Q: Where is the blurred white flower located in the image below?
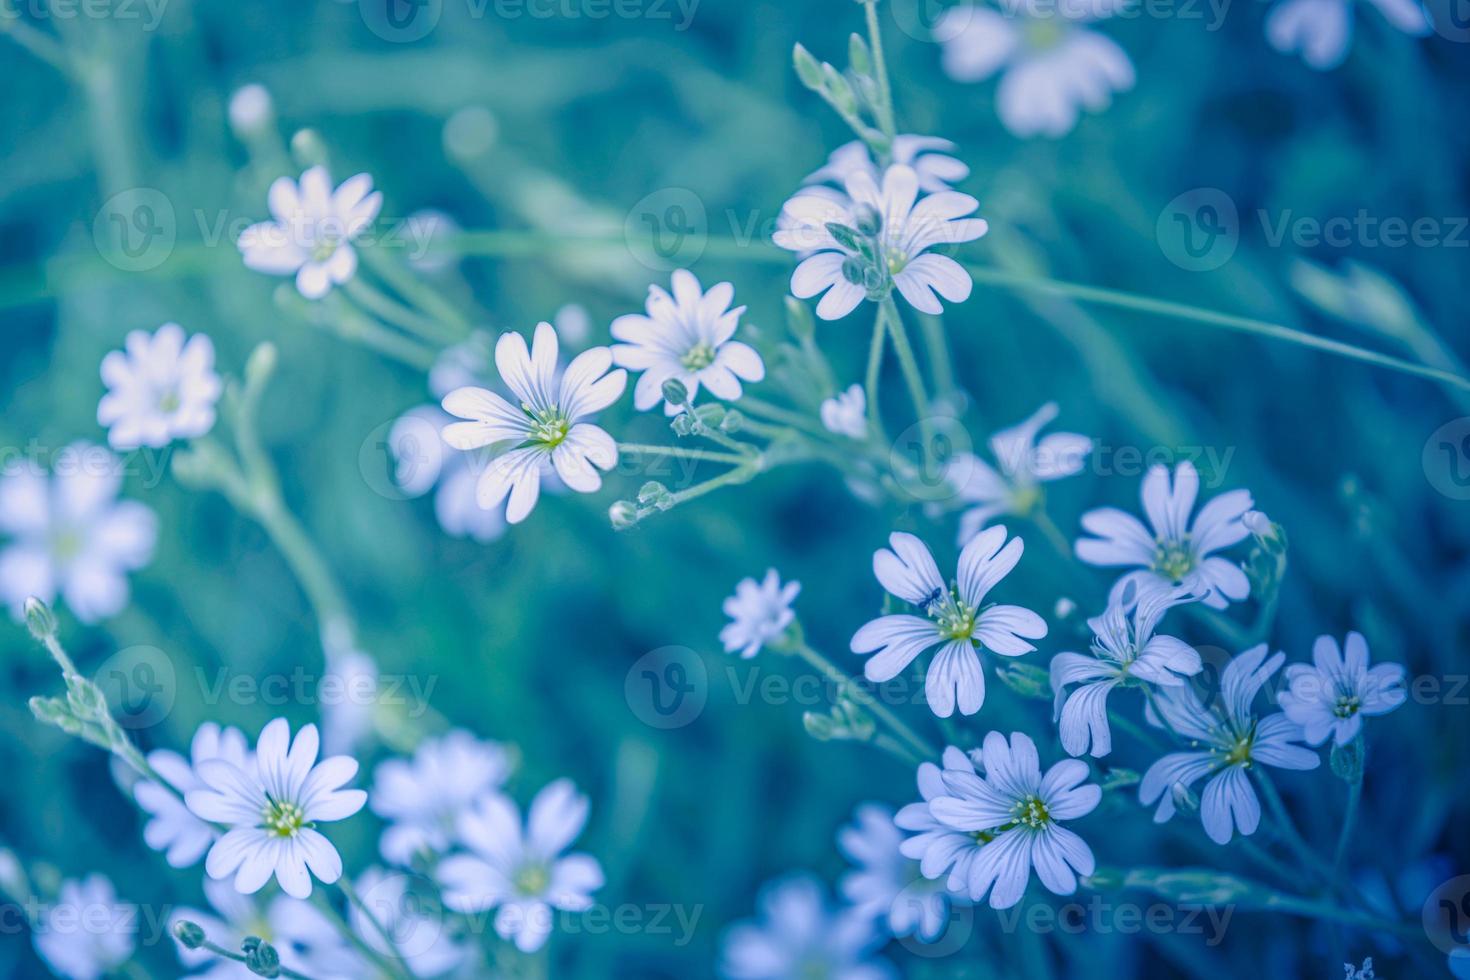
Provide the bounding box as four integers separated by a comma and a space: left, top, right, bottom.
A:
719, 568, 800, 659
349, 867, 469, 978
97, 323, 221, 451
320, 648, 381, 757
611, 270, 764, 415
238, 165, 382, 299
937, 0, 1134, 138
135, 722, 251, 869
171, 876, 361, 979
820, 384, 869, 440
440, 322, 626, 525
0, 445, 156, 623
774, 164, 987, 320
839, 802, 957, 944
227, 84, 274, 138
806, 135, 970, 194
718, 873, 894, 979
1279, 632, 1406, 747
186, 718, 367, 899
33, 875, 136, 980
896, 745, 987, 892
437, 780, 604, 953
1266, 0, 1429, 71
371, 730, 513, 865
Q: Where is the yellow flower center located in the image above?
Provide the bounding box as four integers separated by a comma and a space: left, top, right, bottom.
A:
1011, 795, 1052, 830
262, 799, 307, 838
680, 340, 716, 371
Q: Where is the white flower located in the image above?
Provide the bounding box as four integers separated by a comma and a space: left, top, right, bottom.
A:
185, 718, 367, 899
718, 873, 894, 980
1140, 645, 1320, 844
1075, 460, 1253, 611
1266, 0, 1429, 71
0, 445, 156, 623
171, 877, 361, 979
947, 402, 1091, 544
320, 648, 380, 757
773, 164, 988, 321
227, 84, 273, 137
96, 323, 221, 451
928, 731, 1100, 909
135, 723, 251, 868
436, 780, 604, 953
938, 1, 1134, 138
349, 867, 469, 978
839, 802, 957, 944
440, 322, 626, 525
851, 529, 1046, 718
33, 875, 136, 980
238, 166, 382, 299
1049, 586, 1202, 758
611, 270, 765, 415
820, 384, 869, 440
805, 135, 970, 194
719, 568, 800, 658
1278, 632, 1406, 747
371, 730, 512, 865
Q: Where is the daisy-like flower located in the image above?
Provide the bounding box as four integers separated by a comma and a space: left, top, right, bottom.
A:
1266, 0, 1429, 71
440, 322, 626, 525
1050, 586, 1203, 758
820, 384, 869, 440
850, 528, 1047, 718
135, 723, 251, 869
773, 164, 988, 321
436, 780, 604, 953
238, 165, 382, 299
947, 402, 1091, 545
718, 873, 894, 980
171, 877, 362, 980
1140, 645, 1320, 844
1278, 632, 1407, 747
1075, 460, 1253, 611
185, 718, 367, 899
936, 0, 1135, 139
611, 270, 765, 415
0, 445, 156, 623
805, 135, 970, 194
896, 746, 987, 893
349, 867, 468, 979
96, 323, 221, 450
719, 568, 800, 659
839, 803, 956, 944
33, 875, 136, 980
927, 731, 1101, 910
371, 730, 513, 865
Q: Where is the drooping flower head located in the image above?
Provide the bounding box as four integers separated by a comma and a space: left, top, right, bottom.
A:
839, 802, 958, 944
1075, 460, 1253, 610
97, 323, 221, 451
773, 164, 988, 320
238, 165, 382, 299
33, 875, 136, 980
135, 723, 251, 869
851, 528, 1046, 718
718, 873, 894, 979
371, 730, 513, 865
441, 322, 626, 525
1278, 632, 1406, 747
820, 384, 869, 440
1140, 645, 1320, 844
611, 270, 765, 415
185, 718, 367, 898
1265, 0, 1429, 71
805, 135, 971, 194
719, 568, 800, 659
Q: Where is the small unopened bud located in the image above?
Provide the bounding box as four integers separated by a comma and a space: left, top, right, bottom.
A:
227, 84, 274, 138
24, 597, 57, 642
609, 501, 639, 530
289, 129, 328, 169
784, 296, 815, 341
852, 204, 881, 237
245, 342, 278, 388
719, 410, 744, 434
637, 481, 671, 510
841, 256, 866, 286
821, 64, 857, 114
173, 920, 207, 950
803, 711, 836, 741
847, 33, 872, 76
792, 44, 824, 91
661, 378, 689, 406
242, 936, 281, 978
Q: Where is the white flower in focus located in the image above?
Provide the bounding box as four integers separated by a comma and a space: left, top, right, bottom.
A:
33, 875, 135, 980
170, 877, 362, 979
238, 166, 382, 299
773, 164, 988, 321
806, 135, 971, 194
821, 385, 869, 440
719, 568, 800, 659
135, 723, 251, 868
611, 270, 764, 415
1266, 0, 1429, 71
937, 1, 1135, 138
839, 802, 957, 944
97, 323, 221, 450
437, 780, 604, 953
718, 873, 894, 980
349, 868, 469, 978
851, 529, 1047, 718
1075, 460, 1253, 611
440, 322, 626, 525
371, 730, 513, 865
947, 402, 1091, 544
0, 445, 156, 624
1278, 632, 1406, 747
186, 718, 367, 899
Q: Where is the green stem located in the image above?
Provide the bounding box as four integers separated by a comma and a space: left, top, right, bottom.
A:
338, 876, 416, 980
343, 277, 460, 346
791, 641, 936, 761
1332, 769, 1363, 884
918, 313, 956, 397
738, 397, 831, 440
618, 443, 747, 465
358, 245, 472, 336
1253, 770, 1333, 881
0, 10, 73, 75
313, 888, 412, 980
881, 296, 932, 430
863, 308, 888, 444
195, 940, 319, 980
861, 0, 897, 144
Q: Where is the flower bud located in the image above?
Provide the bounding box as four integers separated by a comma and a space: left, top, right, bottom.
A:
172, 920, 207, 950
847, 33, 872, 76
841, 256, 866, 286
23, 597, 57, 642
661, 378, 689, 406
852, 204, 881, 237
784, 296, 815, 341
289, 129, 328, 169
792, 44, 824, 91
609, 501, 639, 530
245, 342, 279, 389
242, 937, 281, 978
